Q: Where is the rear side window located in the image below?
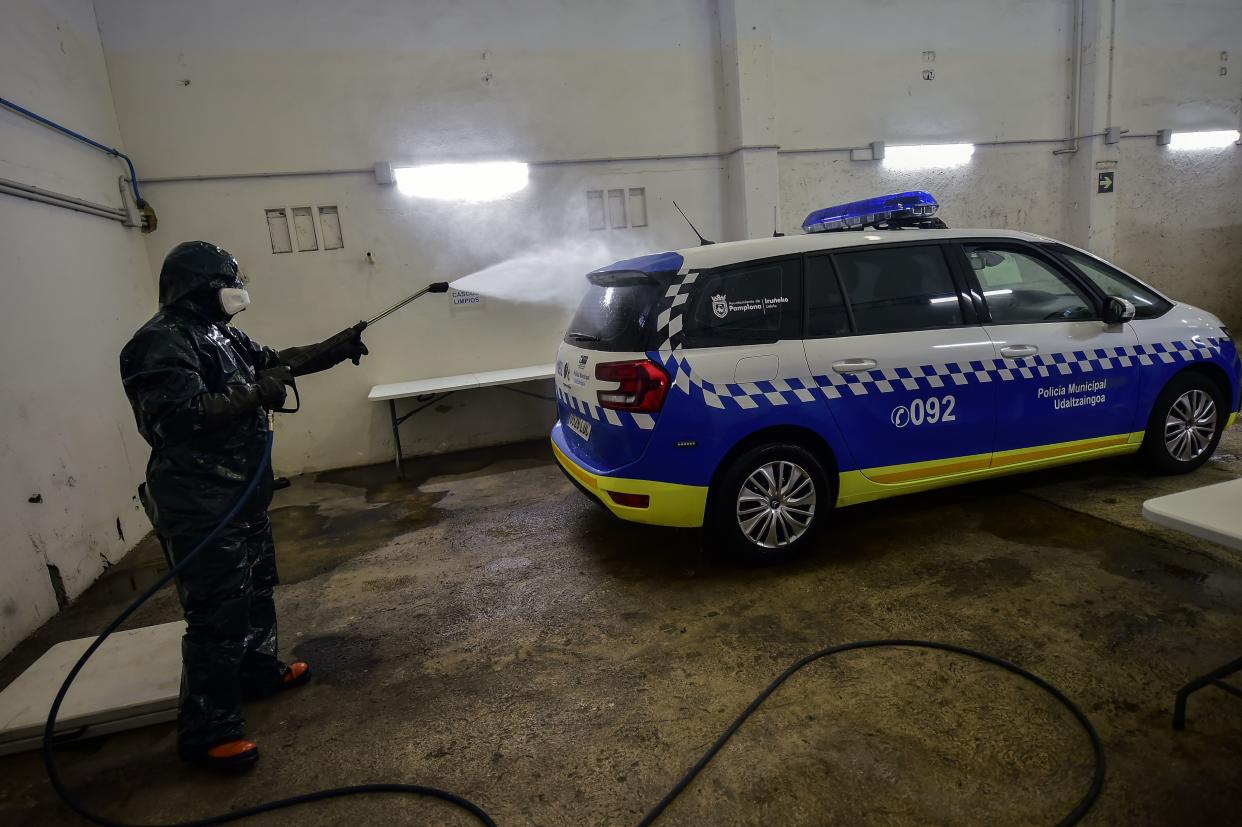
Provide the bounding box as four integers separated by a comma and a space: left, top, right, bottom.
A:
965, 246, 1095, 323
1056, 249, 1171, 319
565, 278, 664, 351
833, 245, 963, 334
684, 259, 801, 347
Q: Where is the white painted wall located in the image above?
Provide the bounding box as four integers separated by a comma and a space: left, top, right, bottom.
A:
0, 0, 156, 656
771, 0, 1077, 148
1110, 0, 1242, 329
1114, 0, 1242, 132
94, 0, 724, 174
1116, 141, 1242, 330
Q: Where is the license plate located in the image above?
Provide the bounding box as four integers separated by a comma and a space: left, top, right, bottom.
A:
568, 414, 592, 441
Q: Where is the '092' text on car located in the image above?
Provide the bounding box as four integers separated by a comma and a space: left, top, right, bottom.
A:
551, 193, 1241, 563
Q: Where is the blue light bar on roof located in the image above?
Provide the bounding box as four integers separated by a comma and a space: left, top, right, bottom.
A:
801, 191, 939, 233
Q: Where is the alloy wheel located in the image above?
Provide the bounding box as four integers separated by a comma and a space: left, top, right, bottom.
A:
1164, 389, 1217, 462
736, 461, 817, 548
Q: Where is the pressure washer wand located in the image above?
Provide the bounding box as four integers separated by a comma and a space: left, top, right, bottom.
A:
362, 281, 451, 329
267, 282, 450, 412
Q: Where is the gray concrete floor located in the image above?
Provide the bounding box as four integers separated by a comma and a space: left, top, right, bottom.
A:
2, 426, 1241, 826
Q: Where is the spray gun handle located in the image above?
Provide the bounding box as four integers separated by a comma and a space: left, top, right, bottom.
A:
271, 371, 301, 414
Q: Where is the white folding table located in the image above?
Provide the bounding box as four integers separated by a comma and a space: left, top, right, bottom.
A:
369, 363, 556, 479
1142, 477, 1242, 728
0, 621, 184, 755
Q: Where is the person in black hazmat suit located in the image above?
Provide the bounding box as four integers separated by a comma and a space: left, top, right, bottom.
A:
120, 241, 369, 771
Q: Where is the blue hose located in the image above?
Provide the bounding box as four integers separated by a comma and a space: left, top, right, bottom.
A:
1, 95, 146, 206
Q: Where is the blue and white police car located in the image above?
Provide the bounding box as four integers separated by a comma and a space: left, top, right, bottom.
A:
552, 192, 1240, 562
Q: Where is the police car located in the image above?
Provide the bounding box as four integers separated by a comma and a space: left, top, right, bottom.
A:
551, 192, 1240, 563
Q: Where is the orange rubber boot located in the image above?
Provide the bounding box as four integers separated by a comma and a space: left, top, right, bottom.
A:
282, 661, 312, 690
203, 739, 259, 772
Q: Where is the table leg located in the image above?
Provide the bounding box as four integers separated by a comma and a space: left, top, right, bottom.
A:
1173, 653, 1242, 730
389, 399, 405, 481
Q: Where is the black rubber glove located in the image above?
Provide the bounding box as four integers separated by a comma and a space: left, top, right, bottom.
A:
255, 367, 292, 408
201, 384, 263, 430
278, 323, 369, 377
201, 368, 291, 429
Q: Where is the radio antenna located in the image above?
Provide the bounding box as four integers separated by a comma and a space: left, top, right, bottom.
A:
672, 200, 714, 245
773, 206, 785, 237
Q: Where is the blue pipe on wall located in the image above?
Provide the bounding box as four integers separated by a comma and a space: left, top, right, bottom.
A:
0, 95, 146, 207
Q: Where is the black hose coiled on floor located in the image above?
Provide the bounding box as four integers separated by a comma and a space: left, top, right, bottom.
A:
42, 431, 1103, 826
636, 639, 1104, 827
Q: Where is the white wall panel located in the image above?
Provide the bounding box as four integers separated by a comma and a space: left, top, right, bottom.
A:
771, 0, 1076, 147
1114, 0, 1242, 131
0, 0, 155, 657
95, 0, 723, 175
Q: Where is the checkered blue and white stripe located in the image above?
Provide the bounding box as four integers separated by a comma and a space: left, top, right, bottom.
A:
654, 272, 698, 353
651, 337, 1222, 413
556, 386, 657, 431
566, 337, 1221, 426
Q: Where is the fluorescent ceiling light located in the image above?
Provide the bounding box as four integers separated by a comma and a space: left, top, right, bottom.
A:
394, 161, 529, 201
883, 143, 975, 171
1167, 130, 1239, 150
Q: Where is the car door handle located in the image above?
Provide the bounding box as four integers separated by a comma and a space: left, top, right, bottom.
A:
831, 358, 878, 374
999, 345, 1039, 359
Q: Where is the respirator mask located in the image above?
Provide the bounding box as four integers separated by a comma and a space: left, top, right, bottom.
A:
218, 287, 251, 316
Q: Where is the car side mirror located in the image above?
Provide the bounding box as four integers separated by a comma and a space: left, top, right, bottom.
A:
1103, 296, 1136, 325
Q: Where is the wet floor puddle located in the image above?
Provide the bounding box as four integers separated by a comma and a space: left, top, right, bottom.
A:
270, 441, 552, 583
269, 490, 444, 583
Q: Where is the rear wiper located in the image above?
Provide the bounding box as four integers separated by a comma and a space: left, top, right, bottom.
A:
566, 332, 601, 342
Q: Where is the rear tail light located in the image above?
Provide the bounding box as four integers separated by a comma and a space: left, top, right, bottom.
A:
606, 491, 650, 508
596, 359, 669, 413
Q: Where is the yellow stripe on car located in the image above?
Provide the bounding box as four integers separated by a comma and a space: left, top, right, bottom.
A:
838, 432, 1145, 506
551, 440, 708, 527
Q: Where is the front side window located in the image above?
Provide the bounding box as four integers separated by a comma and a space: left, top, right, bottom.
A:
1055, 249, 1171, 319
966, 246, 1095, 323
684, 259, 801, 347
832, 245, 963, 334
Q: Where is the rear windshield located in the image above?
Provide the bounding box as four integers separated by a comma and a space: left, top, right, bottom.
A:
565, 278, 665, 351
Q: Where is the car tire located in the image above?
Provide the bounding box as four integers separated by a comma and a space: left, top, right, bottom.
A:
1141, 372, 1227, 475
706, 443, 833, 565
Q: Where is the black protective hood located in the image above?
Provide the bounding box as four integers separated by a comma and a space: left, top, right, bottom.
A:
158, 241, 244, 316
